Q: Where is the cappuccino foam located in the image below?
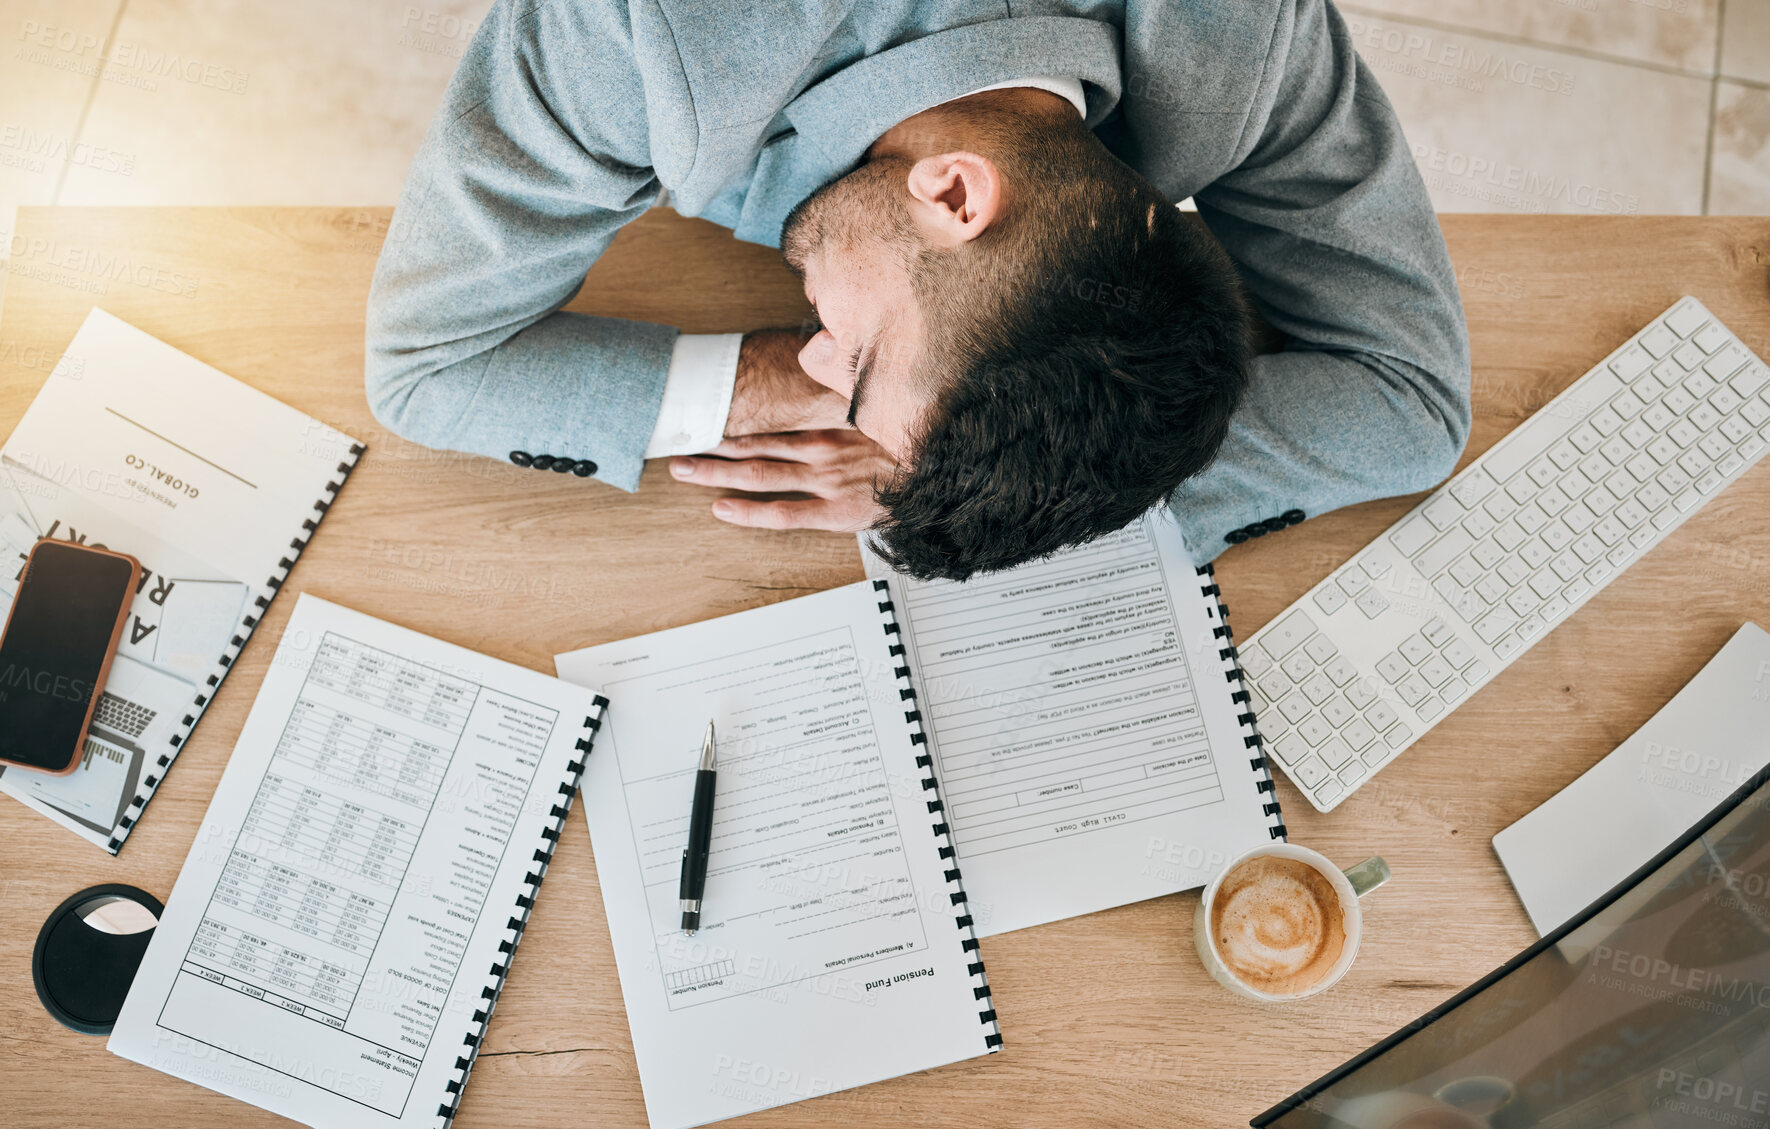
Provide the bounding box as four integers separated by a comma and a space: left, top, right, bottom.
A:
1210, 855, 1347, 996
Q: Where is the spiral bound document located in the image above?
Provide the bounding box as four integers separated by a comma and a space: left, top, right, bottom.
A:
556, 583, 1000, 1129
0, 308, 363, 852
109, 594, 608, 1129
858, 509, 1286, 935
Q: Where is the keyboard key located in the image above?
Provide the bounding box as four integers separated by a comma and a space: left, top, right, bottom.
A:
1321, 695, 1355, 728
1629, 527, 1654, 550
1540, 522, 1573, 552
1497, 558, 1529, 586
1281, 651, 1315, 682
1647, 436, 1680, 465
1515, 504, 1547, 534
1441, 679, 1467, 704
1506, 478, 1538, 505
1529, 571, 1561, 599
1414, 528, 1475, 577
1705, 343, 1748, 380
1318, 737, 1354, 769
1337, 568, 1370, 595
1398, 633, 1433, 665
1473, 573, 1506, 605
1337, 762, 1366, 788
1669, 421, 1702, 449
1466, 660, 1491, 683
1342, 718, 1377, 751
1356, 589, 1389, 618
1240, 645, 1273, 678
1299, 637, 1336, 666
1395, 677, 1427, 711
1507, 588, 1541, 616
1475, 608, 1520, 643
1691, 403, 1721, 432
1587, 561, 1614, 583
1677, 449, 1710, 478
1424, 495, 1464, 530
1384, 722, 1414, 749
1698, 432, 1729, 461
1664, 387, 1696, 415
1443, 638, 1476, 669
1361, 556, 1392, 579
1642, 402, 1675, 431
1675, 488, 1701, 512
1685, 370, 1718, 399
1550, 553, 1582, 582
1368, 701, 1399, 731
1323, 655, 1358, 685
1711, 387, 1743, 416
1422, 617, 1453, 647
1299, 715, 1333, 746
1625, 451, 1659, 482
1673, 341, 1705, 370
1376, 653, 1410, 683
1657, 467, 1691, 494
1527, 458, 1558, 487
1722, 416, 1753, 444
1744, 398, 1770, 428
1279, 693, 1314, 723
1664, 303, 1707, 338
1302, 673, 1336, 704
1418, 655, 1455, 687
1519, 538, 1552, 570
1448, 555, 1482, 587
1568, 424, 1602, 453
1599, 437, 1632, 466
1732, 364, 1769, 398
1582, 485, 1618, 516
1390, 516, 1437, 557
1619, 420, 1654, 449
1537, 486, 1571, 516
1471, 539, 1504, 570
1637, 483, 1669, 511
1565, 579, 1591, 602
1593, 516, 1628, 545
1483, 493, 1519, 521
1541, 596, 1569, 621
1744, 435, 1766, 460
1313, 584, 1348, 615
1495, 634, 1522, 659
1696, 470, 1724, 494
1461, 508, 1496, 540
1493, 520, 1527, 551
1315, 779, 1344, 804
1615, 500, 1649, 528
1291, 754, 1328, 788
1548, 441, 1579, 470
1610, 389, 1646, 418
1720, 453, 1744, 477
1572, 533, 1606, 563
1264, 611, 1318, 657
1347, 678, 1379, 710
1417, 697, 1445, 722
1693, 321, 1729, 354
1562, 505, 1594, 533
1639, 324, 1678, 358
1590, 407, 1624, 436
1609, 346, 1651, 381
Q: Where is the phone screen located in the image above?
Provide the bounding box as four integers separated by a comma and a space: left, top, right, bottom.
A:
0, 542, 137, 771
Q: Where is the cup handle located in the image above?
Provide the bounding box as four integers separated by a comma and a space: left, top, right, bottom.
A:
1344, 856, 1391, 898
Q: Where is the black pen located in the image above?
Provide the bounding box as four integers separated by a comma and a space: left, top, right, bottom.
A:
679, 720, 717, 934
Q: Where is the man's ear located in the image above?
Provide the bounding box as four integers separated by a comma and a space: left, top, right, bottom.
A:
905, 152, 1003, 248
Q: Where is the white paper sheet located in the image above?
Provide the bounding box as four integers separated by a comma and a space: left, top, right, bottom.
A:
863, 509, 1279, 935
555, 583, 998, 1129
110, 595, 606, 1129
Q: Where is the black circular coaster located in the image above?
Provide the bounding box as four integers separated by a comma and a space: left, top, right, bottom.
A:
32, 883, 164, 1035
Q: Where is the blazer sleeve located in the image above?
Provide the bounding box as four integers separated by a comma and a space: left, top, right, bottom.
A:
1171, 0, 1473, 560
364, 0, 676, 491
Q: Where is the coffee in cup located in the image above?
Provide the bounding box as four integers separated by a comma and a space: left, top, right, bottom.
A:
1194, 845, 1389, 1001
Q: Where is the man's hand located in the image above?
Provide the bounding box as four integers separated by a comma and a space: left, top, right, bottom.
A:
669, 430, 897, 531
724, 328, 851, 436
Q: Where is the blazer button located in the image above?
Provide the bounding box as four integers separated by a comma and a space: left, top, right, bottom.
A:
1262, 516, 1288, 533
550, 458, 574, 473
1282, 509, 1305, 525
1225, 528, 1249, 545
571, 459, 596, 477
531, 454, 556, 471
508, 450, 534, 468
1245, 523, 1268, 538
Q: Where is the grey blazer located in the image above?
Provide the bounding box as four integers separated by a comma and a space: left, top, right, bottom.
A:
366, 0, 1471, 562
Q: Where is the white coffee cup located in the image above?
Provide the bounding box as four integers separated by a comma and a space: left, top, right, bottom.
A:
1193, 843, 1390, 1001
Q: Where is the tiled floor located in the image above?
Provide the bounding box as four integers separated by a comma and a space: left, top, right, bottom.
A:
1, 0, 1766, 312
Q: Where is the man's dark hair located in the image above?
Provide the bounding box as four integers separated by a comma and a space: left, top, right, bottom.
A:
870, 108, 1254, 581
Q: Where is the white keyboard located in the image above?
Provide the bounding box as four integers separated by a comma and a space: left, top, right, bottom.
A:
1238, 297, 1770, 812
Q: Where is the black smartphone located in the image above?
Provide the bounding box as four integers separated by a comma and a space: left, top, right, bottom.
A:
0, 540, 141, 775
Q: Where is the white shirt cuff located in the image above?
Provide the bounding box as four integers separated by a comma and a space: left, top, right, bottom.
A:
644, 332, 742, 457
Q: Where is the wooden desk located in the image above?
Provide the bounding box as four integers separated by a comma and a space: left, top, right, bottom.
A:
3, 208, 1768, 1129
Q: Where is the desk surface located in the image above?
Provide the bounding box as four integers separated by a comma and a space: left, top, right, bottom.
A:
3, 207, 1768, 1129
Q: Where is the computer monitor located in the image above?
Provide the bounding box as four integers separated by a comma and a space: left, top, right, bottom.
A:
1254, 761, 1770, 1129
